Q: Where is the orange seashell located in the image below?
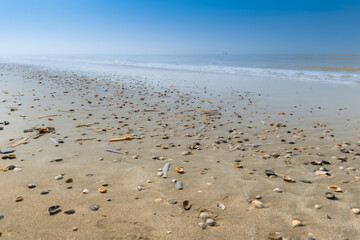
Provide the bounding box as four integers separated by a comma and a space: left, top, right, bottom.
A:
99, 187, 107, 193
175, 167, 184, 173
65, 178, 73, 183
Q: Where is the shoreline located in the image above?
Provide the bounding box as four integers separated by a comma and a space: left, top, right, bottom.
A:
1, 62, 360, 239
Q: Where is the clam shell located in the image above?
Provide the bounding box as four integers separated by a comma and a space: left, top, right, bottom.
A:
175, 167, 184, 173
350, 208, 360, 214
328, 185, 342, 192
250, 200, 265, 209
183, 200, 192, 210
99, 187, 107, 193
283, 176, 295, 182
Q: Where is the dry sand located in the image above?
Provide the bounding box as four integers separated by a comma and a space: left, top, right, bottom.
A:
1, 63, 360, 240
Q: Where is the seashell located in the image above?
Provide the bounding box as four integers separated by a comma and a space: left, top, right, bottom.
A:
325, 192, 335, 199
82, 189, 89, 194
99, 187, 107, 193
291, 219, 303, 227
65, 178, 73, 183
314, 205, 321, 209
48, 205, 62, 215
350, 208, 360, 214
268, 232, 283, 240
136, 186, 143, 191
328, 185, 342, 192
283, 176, 295, 182
200, 212, 210, 220
155, 198, 163, 203
250, 200, 265, 209
175, 167, 184, 173
273, 188, 283, 193
157, 172, 163, 177
183, 200, 192, 210
16, 196, 24, 202
175, 181, 183, 190
216, 202, 226, 210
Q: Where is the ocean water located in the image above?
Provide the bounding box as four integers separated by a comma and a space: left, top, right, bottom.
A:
1, 54, 360, 84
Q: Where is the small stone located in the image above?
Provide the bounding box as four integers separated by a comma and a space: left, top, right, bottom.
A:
90, 205, 99, 211
40, 190, 50, 195
206, 218, 216, 226
175, 181, 183, 190
106, 198, 112, 201
314, 205, 321, 209
256, 195, 262, 199
136, 186, 143, 191
198, 222, 207, 229
64, 209, 75, 215
55, 175, 63, 180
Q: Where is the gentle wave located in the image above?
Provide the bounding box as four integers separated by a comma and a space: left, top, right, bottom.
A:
4, 56, 360, 84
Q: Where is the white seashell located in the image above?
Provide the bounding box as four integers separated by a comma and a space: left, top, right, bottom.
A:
82, 189, 89, 194
291, 219, 303, 227
216, 202, 226, 210
350, 208, 360, 214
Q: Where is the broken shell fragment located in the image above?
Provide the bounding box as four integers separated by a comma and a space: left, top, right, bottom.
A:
249, 200, 266, 209
328, 185, 342, 192
216, 202, 226, 210
291, 219, 303, 227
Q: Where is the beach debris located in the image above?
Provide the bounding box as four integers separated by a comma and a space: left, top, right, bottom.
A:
75, 122, 99, 128
48, 205, 62, 215
182, 200, 192, 210
265, 170, 311, 183
105, 149, 125, 154
350, 208, 360, 214
64, 210, 75, 215
90, 205, 99, 211
216, 202, 226, 210
27, 184, 37, 189
55, 175, 63, 180
49, 138, 59, 147
268, 232, 284, 240
108, 136, 137, 142
50, 158, 63, 163
16, 196, 24, 202
328, 185, 342, 192
291, 219, 303, 228
162, 162, 170, 178
11, 137, 29, 148
175, 181, 183, 190
0, 149, 16, 154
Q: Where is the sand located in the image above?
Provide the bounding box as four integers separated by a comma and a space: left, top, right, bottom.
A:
1, 63, 360, 240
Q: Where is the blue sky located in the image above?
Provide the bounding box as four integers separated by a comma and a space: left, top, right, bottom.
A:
0, 0, 359, 55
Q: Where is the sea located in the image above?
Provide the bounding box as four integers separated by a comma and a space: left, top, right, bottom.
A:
1, 54, 360, 85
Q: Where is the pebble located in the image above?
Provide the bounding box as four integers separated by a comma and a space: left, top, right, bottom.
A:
64, 209, 75, 215
255, 195, 262, 199
90, 205, 99, 211
40, 190, 50, 195
136, 186, 143, 191
198, 222, 207, 230
206, 218, 216, 226
55, 175, 63, 180
175, 181, 183, 190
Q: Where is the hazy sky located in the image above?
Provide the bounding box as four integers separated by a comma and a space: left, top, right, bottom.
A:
0, 0, 359, 55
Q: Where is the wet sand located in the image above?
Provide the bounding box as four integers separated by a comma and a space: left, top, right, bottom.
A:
1, 63, 360, 240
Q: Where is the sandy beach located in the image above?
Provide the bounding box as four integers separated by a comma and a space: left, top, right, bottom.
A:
1, 62, 360, 240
